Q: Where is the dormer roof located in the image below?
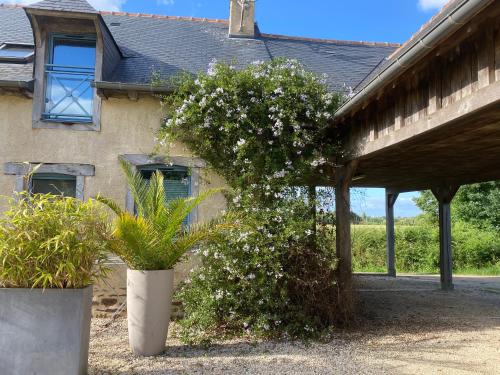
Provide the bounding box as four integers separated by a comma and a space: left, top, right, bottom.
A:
26, 0, 96, 14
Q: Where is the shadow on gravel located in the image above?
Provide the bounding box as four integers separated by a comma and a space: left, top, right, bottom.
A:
349, 274, 500, 336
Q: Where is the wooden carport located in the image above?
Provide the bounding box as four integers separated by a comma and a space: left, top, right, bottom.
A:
332, 0, 500, 291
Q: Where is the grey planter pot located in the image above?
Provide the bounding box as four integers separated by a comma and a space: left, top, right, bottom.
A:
127, 269, 174, 356
0, 286, 93, 375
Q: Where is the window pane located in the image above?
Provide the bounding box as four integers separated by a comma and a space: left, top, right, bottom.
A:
51, 38, 96, 68
31, 174, 77, 198
44, 35, 96, 123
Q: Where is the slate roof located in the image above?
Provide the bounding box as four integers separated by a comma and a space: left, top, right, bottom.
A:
0, 5, 34, 82
0, 3, 399, 93
26, 0, 96, 14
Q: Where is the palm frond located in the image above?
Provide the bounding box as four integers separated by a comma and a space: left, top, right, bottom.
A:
97, 162, 228, 271
94, 194, 125, 216
119, 159, 150, 217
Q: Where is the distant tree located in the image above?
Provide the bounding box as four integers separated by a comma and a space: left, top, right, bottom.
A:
413, 181, 500, 229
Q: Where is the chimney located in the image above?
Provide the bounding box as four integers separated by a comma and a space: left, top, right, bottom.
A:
229, 0, 256, 38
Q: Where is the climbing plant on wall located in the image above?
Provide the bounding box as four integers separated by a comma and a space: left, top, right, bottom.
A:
157, 59, 345, 342
159, 58, 342, 197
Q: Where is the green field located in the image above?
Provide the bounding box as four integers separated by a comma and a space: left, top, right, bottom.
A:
348, 223, 500, 276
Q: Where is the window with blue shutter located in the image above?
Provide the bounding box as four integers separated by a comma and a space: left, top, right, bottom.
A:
139, 165, 191, 224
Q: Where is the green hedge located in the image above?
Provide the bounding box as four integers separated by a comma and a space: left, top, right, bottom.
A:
350, 222, 500, 274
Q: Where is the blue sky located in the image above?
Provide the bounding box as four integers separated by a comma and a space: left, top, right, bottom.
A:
13, 0, 448, 216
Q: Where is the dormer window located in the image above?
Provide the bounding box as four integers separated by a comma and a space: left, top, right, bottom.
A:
0, 44, 34, 63
43, 34, 96, 123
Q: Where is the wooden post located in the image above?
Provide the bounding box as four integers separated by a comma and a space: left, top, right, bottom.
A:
431, 185, 459, 291
335, 160, 358, 319
385, 190, 399, 277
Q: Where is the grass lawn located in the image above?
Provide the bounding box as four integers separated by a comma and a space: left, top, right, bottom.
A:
350, 224, 500, 277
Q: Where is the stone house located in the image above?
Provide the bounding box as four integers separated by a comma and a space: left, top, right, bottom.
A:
0, 0, 398, 313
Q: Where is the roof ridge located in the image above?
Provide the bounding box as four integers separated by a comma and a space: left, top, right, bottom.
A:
0, 3, 24, 8
260, 32, 401, 48
26, 0, 97, 13
100, 10, 228, 24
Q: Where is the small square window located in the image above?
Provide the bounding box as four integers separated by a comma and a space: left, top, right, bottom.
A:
0, 44, 34, 63
31, 173, 77, 198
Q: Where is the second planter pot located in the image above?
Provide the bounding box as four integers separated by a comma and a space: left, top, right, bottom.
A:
127, 269, 174, 356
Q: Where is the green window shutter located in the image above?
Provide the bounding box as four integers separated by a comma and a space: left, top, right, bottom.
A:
139, 165, 191, 224
164, 175, 189, 203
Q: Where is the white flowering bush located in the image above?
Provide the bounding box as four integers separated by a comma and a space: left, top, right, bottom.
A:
159, 59, 344, 343
176, 191, 338, 344
159, 58, 342, 196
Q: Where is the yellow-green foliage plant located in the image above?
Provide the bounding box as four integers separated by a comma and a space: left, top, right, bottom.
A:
0, 193, 114, 289
97, 160, 228, 271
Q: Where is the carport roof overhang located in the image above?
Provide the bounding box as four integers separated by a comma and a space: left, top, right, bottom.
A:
351, 85, 500, 192
351, 102, 500, 192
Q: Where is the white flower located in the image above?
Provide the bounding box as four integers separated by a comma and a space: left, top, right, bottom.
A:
305, 229, 314, 236
203, 250, 209, 257
237, 139, 246, 147
215, 290, 223, 300
274, 87, 284, 95
273, 170, 286, 179
311, 157, 327, 167
207, 59, 217, 76
247, 273, 256, 280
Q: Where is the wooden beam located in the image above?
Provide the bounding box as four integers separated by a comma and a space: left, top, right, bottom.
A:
477, 25, 495, 89
385, 190, 399, 277
127, 91, 139, 102
431, 185, 459, 291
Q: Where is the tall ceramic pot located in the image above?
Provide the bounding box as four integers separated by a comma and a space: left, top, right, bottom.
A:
127, 269, 174, 356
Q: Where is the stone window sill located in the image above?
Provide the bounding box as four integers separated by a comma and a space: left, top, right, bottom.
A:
33, 119, 100, 132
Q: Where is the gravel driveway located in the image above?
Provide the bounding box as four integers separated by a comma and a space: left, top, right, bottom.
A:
89, 275, 500, 375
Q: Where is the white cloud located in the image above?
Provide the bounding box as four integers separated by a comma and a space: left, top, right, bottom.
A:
3, 0, 127, 11
157, 0, 175, 5
418, 0, 448, 11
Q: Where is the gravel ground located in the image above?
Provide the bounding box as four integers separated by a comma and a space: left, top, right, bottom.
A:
89, 275, 500, 375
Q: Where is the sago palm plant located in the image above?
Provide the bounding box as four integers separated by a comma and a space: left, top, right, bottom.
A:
97, 160, 226, 270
